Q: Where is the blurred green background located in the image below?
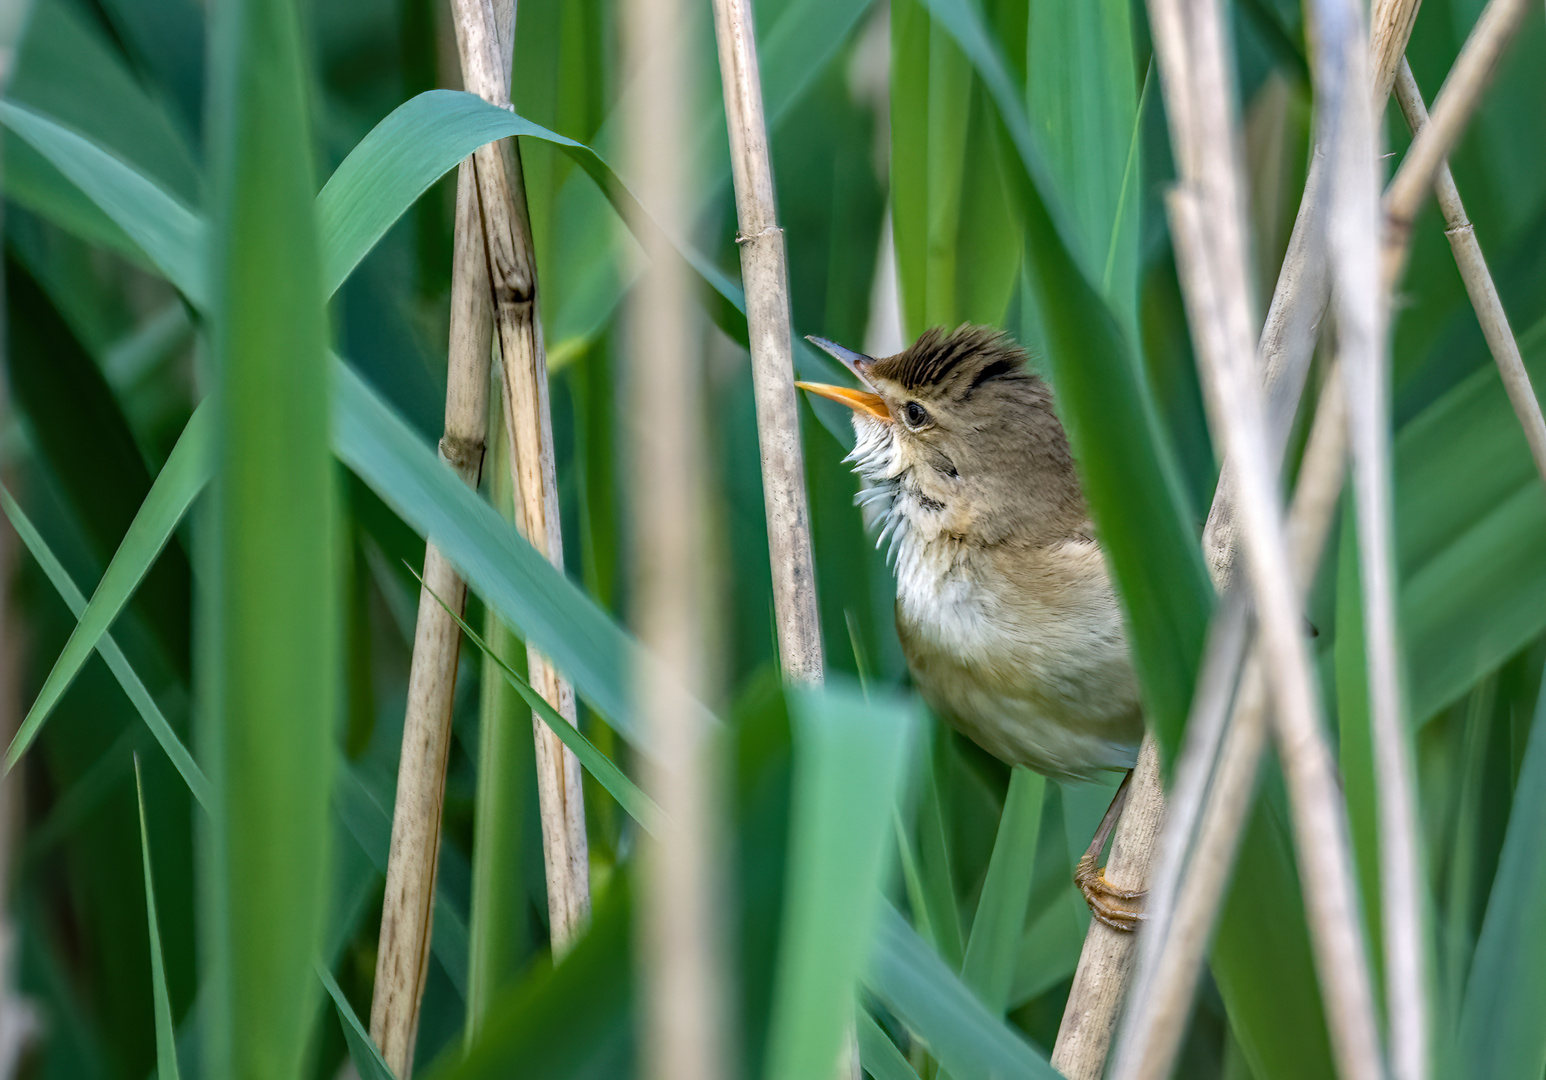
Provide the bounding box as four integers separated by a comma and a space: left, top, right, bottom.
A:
1, 0, 1544, 1076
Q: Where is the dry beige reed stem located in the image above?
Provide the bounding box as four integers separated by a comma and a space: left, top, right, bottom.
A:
1111, 369, 1352, 1080
1202, 0, 1422, 587
1381, 0, 1533, 282
1109, 2, 1429, 1072
1051, 739, 1165, 1080
709, 0, 824, 685
1316, 0, 1430, 1072
451, 0, 591, 948
624, 0, 726, 1077
1142, 0, 1392, 1074
369, 161, 493, 1077
1393, 60, 1546, 486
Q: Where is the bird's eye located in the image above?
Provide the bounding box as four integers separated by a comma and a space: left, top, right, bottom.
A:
903, 401, 930, 428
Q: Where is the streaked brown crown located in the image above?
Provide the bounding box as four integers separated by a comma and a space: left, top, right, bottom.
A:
869, 324, 1031, 400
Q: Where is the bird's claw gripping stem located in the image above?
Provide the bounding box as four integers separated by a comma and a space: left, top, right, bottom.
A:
1075, 852, 1147, 932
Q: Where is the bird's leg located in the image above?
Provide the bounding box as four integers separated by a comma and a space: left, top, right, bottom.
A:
1074, 769, 1146, 932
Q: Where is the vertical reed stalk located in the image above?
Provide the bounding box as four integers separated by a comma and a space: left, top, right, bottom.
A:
625, 0, 726, 1079
1121, 10, 1524, 1070
450, 0, 592, 947
1112, 370, 1352, 1080
1051, 739, 1165, 1080
1311, 0, 1430, 1073
1392, 61, 1546, 485
709, 0, 825, 685
1134, 0, 1388, 1077
1202, 0, 1421, 586
370, 161, 494, 1077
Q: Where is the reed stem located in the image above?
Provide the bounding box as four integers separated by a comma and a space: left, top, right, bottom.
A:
450, 0, 592, 949
626, 0, 726, 1077
709, 0, 825, 686
369, 160, 494, 1078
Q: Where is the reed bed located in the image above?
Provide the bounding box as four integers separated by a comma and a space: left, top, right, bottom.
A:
1, 0, 1544, 1077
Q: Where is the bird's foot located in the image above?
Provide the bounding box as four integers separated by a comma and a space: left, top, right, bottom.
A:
1074, 852, 1146, 933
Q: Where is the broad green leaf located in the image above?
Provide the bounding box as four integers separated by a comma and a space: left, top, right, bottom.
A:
957, 767, 1043, 1014
332, 356, 682, 750
866, 902, 1061, 1080
1210, 776, 1337, 1080
1452, 671, 1546, 1077
1395, 319, 1546, 722
134, 757, 182, 1080
9, 0, 201, 201
315, 90, 754, 338
857, 1010, 920, 1080
0, 99, 712, 754
0, 484, 210, 807
202, 0, 336, 1074
4, 402, 211, 774
0, 102, 207, 305
1025, 0, 1139, 327
765, 682, 919, 1080
318, 965, 396, 1080
889, 0, 1019, 335
424, 576, 664, 833
915, 729, 965, 969
6, 257, 193, 669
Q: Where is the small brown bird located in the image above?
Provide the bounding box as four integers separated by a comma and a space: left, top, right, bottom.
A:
799, 324, 1145, 930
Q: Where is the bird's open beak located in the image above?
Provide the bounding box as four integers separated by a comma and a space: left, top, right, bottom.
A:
797, 336, 891, 421
795, 381, 891, 420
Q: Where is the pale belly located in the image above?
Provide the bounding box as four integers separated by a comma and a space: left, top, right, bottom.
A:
894, 539, 1143, 780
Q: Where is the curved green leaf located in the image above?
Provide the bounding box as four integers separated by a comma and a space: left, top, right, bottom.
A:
0, 101, 207, 305
333, 356, 703, 752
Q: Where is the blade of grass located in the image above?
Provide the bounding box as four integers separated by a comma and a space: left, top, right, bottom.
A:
202, 0, 337, 1072
1452, 669, 1546, 1079
956, 766, 1043, 1015
764, 683, 918, 1080
319, 965, 396, 1080
3, 401, 211, 773
857, 1010, 919, 1080
134, 757, 181, 1080
865, 903, 1061, 1080
0, 484, 209, 807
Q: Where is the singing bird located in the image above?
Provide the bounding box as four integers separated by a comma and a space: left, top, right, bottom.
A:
800, 324, 1145, 930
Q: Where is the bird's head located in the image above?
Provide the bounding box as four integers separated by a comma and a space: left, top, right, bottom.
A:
799, 325, 1086, 546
